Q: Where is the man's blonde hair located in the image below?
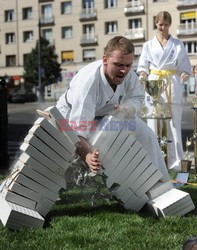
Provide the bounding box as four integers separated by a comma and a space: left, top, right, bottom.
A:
104, 36, 134, 57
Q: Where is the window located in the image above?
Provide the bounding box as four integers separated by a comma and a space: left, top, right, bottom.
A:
129, 18, 142, 29
6, 55, 16, 67
83, 24, 95, 37
62, 26, 72, 39
41, 4, 53, 22
82, 0, 94, 8
83, 49, 96, 62
184, 41, 197, 55
180, 11, 196, 24
105, 21, 118, 34
61, 1, 72, 14
23, 7, 32, 20
5, 33, 15, 44
61, 51, 74, 63
5, 10, 14, 22
42, 29, 53, 44
23, 31, 33, 42
104, 0, 117, 8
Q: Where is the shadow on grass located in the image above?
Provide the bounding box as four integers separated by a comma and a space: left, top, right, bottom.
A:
43, 186, 157, 229
42, 181, 197, 229
44, 202, 129, 228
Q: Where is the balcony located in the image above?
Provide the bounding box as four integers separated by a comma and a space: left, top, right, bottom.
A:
177, 22, 197, 36
125, 28, 145, 40
80, 34, 98, 46
40, 15, 54, 26
79, 8, 97, 21
39, 0, 54, 3
177, 0, 197, 9
124, 0, 144, 15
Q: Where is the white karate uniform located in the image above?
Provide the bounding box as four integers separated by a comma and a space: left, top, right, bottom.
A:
57, 60, 170, 180
137, 35, 192, 170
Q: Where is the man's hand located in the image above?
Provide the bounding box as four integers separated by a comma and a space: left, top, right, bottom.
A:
85, 149, 101, 173
114, 104, 136, 118
76, 137, 101, 173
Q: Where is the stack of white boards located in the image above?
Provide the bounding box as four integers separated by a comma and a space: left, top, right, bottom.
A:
89, 115, 195, 215
0, 110, 195, 230
0, 106, 79, 230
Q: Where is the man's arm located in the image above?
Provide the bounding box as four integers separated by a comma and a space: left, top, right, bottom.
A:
76, 136, 101, 173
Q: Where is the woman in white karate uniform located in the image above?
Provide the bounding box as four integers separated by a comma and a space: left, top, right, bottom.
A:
56, 36, 170, 180
137, 11, 191, 171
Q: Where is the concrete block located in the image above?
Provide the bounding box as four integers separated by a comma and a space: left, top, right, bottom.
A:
135, 169, 163, 197
34, 117, 76, 154
106, 140, 142, 188
20, 142, 66, 178
1, 188, 37, 210
8, 182, 54, 208
117, 188, 134, 204
29, 125, 74, 162
112, 150, 151, 196
14, 160, 61, 193
24, 133, 70, 172
129, 163, 158, 195
147, 188, 195, 217
101, 129, 130, 170
104, 135, 136, 178
0, 196, 44, 230
19, 152, 66, 188
47, 106, 79, 145
13, 173, 59, 202
163, 195, 194, 216
123, 193, 149, 212
35, 202, 51, 217
89, 116, 121, 160
146, 180, 173, 200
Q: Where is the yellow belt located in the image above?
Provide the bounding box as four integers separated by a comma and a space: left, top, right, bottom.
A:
150, 69, 177, 78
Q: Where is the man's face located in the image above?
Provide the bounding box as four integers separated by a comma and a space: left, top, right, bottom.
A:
103, 50, 134, 87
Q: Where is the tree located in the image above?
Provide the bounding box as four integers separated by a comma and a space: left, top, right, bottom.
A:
23, 37, 61, 100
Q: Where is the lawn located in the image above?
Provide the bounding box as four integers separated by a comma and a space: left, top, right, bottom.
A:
0, 171, 197, 250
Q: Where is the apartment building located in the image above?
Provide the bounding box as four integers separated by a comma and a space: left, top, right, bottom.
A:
0, 0, 196, 95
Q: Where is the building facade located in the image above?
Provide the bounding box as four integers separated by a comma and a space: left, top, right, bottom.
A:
0, 0, 197, 96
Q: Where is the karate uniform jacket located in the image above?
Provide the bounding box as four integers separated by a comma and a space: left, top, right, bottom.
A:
57, 60, 145, 138
137, 35, 191, 104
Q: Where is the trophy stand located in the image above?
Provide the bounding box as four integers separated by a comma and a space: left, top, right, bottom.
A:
140, 79, 171, 168
141, 116, 171, 168
183, 96, 197, 172
156, 116, 172, 168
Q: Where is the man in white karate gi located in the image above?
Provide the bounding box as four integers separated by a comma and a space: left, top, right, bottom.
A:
137, 11, 191, 170
56, 36, 170, 180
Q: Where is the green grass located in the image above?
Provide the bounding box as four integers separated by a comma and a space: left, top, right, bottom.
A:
0, 172, 197, 250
